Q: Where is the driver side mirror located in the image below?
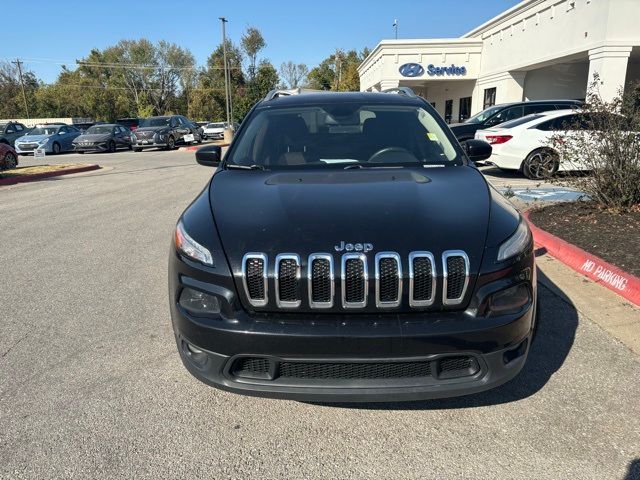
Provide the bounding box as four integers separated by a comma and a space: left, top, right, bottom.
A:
463, 139, 492, 162
195, 145, 221, 167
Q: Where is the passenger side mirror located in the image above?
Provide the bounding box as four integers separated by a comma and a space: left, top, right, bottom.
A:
195, 145, 221, 167
463, 139, 492, 162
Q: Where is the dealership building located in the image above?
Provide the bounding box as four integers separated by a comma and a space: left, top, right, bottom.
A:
358, 0, 640, 123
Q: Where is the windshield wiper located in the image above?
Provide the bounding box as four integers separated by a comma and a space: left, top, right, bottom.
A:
226, 164, 268, 171
344, 164, 405, 170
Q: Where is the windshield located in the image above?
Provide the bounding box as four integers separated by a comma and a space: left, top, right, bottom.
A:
207, 122, 225, 128
29, 126, 60, 135
465, 106, 503, 124
85, 125, 113, 135
227, 103, 460, 169
140, 117, 170, 127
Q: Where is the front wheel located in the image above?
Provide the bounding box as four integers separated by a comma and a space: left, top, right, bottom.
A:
522, 149, 559, 180
2, 151, 17, 170
133, 148, 142, 153
166, 137, 175, 150
108, 140, 116, 153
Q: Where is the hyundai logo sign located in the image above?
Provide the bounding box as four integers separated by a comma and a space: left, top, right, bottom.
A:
398, 63, 424, 77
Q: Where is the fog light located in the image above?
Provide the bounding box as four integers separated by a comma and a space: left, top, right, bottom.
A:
487, 283, 530, 316
179, 288, 220, 316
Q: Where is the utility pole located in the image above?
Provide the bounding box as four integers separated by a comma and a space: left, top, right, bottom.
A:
219, 17, 231, 127
12, 59, 30, 118
393, 19, 398, 40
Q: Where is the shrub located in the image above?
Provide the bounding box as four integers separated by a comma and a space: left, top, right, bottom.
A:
550, 75, 640, 211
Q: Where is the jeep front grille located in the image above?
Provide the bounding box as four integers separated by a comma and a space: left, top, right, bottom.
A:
240, 250, 470, 310
375, 252, 401, 307
242, 253, 268, 307
275, 254, 301, 308
342, 253, 367, 308
308, 254, 334, 308
442, 251, 470, 305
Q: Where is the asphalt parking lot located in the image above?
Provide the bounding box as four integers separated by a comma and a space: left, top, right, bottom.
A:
1, 150, 639, 479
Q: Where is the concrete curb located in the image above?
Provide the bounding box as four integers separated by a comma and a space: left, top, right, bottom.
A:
178, 143, 230, 152
524, 211, 640, 306
0, 164, 101, 187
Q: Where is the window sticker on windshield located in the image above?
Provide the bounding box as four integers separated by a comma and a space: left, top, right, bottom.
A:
427, 132, 438, 141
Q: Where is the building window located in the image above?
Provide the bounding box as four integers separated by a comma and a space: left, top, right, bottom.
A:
444, 100, 453, 124
459, 97, 472, 122
483, 88, 497, 109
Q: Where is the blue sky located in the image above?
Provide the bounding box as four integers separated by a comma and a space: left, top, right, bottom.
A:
2, 0, 519, 83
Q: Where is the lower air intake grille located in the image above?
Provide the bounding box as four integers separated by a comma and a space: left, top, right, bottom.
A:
344, 257, 366, 304
279, 361, 432, 380
311, 258, 331, 303
231, 357, 271, 379
438, 356, 479, 379
446, 256, 466, 300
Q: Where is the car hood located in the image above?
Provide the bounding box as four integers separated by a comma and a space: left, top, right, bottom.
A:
74, 134, 112, 142
16, 134, 51, 143
210, 166, 491, 313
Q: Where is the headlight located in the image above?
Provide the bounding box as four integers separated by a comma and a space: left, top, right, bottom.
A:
179, 288, 220, 316
486, 283, 531, 316
497, 218, 532, 261
174, 221, 214, 266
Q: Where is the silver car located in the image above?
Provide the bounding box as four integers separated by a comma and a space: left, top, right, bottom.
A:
14, 124, 82, 155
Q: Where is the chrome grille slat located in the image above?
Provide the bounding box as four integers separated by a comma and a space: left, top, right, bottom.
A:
308, 254, 334, 308
375, 252, 401, 308
242, 253, 268, 307
442, 250, 470, 305
275, 254, 301, 308
341, 253, 367, 308
409, 252, 436, 307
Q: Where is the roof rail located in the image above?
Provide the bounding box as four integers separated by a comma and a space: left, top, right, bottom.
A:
381, 87, 417, 97
263, 87, 329, 102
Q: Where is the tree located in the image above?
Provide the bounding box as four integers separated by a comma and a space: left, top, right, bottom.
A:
307, 48, 370, 91
241, 27, 266, 81
0, 61, 39, 119
279, 61, 309, 89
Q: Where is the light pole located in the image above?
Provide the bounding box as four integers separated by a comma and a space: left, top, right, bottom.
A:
219, 17, 230, 127
393, 19, 398, 39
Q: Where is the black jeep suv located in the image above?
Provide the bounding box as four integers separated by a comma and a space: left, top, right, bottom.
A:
169, 88, 537, 402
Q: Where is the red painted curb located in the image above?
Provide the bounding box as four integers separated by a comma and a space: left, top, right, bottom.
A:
524, 211, 640, 306
178, 143, 230, 152
0, 164, 101, 186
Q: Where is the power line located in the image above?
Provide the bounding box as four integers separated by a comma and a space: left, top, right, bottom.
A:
1, 57, 239, 71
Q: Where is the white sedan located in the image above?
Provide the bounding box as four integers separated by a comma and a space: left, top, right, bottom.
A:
475, 109, 589, 179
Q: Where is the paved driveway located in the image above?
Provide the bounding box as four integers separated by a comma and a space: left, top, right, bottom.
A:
1, 151, 639, 479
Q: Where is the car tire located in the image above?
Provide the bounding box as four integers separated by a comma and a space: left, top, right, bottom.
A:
52, 142, 61, 155
522, 148, 559, 180
166, 137, 175, 150
78, 151, 85, 154
108, 140, 116, 153
2, 151, 17, 170
133, 148, 142, 152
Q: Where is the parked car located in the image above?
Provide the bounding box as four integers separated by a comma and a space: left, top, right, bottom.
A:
116, 117, 142, 132
450, 100, 583, 145
14, 124, 82, 155
132, 115, 201, 151
474, 109, 597, 179
72, 124, 133, 153
169, 88, 538, 402
0, 143, 18, 170
202, 121, 238, 140
0, 121, 31, 147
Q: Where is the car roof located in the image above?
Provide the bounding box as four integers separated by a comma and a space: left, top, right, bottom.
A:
488, 99, 582, 110
257, 91, 424, 108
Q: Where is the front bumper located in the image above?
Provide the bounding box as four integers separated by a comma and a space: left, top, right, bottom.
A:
74, 143, 109, 152
170, 257, 536, 402
134, 141, 168, 149
15, 144, 49, 154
